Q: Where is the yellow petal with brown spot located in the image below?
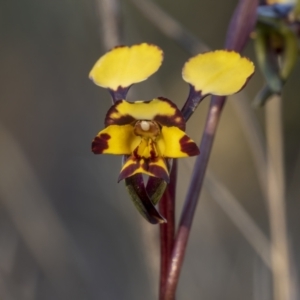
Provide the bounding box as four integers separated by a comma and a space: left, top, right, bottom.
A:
156, 126, 199, 157
89, 43, 163, 90
182, 50, 255, 96
92, 124, 141, 155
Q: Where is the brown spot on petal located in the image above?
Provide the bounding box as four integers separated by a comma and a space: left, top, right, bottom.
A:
154, 115, 185, 131
154, 97, 185, 131
180, 135, 200, 156
149, 142, 157, 159
92, 133, 110, 154
105, 102, 136, 126
141, 158, 150, 172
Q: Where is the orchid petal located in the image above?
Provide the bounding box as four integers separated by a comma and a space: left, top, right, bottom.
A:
89, 43, 163, 91
92, 125, 141, 155
119, 157, 169, 182
105, 98, 185, 131
182, 50, 255, 96
156, 126, 199, 158
125, 174, 166, 224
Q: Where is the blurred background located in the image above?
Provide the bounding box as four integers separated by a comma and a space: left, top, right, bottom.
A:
0, 0, 299, 299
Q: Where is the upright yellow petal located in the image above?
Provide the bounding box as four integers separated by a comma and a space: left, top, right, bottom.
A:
182, 50, 255, 96
92, 125, 141, 155
89, 43, 163, 90
156, 126, 199, 158
105, 98, 185, 131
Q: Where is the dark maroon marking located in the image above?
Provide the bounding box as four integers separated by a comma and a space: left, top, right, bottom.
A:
236, 71, 255, 95
106, 114, 135, 127
149, 160, 170, 183
149, 141, 158, 159
154, 115, 185, 131
141, 159, 150, 172
132, 145, 141, 159
92, 133, 110, 154
105, 100, 136, 126
154, 97, 186, 131
150, 150, 156, 159
118, 157, 139, 182
111, 45, 126, 50
179, 135, 200, 156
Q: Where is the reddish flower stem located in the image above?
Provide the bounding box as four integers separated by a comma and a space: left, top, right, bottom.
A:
163, 95, 226, 300
159, 160, 177, 300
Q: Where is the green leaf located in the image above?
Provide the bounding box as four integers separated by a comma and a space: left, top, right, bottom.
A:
125, 174, 166, 224
254, 24, 283, 93
146, 177, 167, 205
277, 23, 298, 80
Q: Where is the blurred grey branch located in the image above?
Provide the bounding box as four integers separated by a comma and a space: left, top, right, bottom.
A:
96, 0, 122, 49
266, 95, 294, 300
204, 171, 272, 270
129, 0, 209, 54
230, 93, 267, 196
0, 124, 93, 300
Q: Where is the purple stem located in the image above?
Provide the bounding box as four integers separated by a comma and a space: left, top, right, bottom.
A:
162, 0, 258, 299
159, 160, 177, 300
225, 0, 258, 51
109, 86, 130, 103
164, 95, 226, 299
181, 86, 204, 122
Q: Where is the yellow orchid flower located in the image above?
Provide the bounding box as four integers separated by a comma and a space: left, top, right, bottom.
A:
89, 43, 254, 223
92, 98, 199, 182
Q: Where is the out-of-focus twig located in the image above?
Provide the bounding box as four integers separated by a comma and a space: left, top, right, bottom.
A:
265, 95, 293, 300
96, 0, 122, 50
129, 0, 209, 54
0, 125, 92, 300
289, 148, 300, 198
230, 93, 267, 198
204, 170, 272, 270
